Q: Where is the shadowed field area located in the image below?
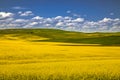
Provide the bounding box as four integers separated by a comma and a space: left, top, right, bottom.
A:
0, 29, 120, 46
0, 29, 120, 80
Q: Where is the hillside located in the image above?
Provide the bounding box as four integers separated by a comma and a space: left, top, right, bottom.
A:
0, 29, 120, 46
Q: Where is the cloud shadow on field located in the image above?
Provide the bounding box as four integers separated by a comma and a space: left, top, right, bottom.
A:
0, 29, 120, 46
31, 36, 120, 46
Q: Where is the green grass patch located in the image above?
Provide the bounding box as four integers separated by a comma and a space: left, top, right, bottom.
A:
0, 29, 120, 46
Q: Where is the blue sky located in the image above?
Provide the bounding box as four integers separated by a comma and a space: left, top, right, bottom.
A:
0, 0, 120, 32
0, 0, 120, 20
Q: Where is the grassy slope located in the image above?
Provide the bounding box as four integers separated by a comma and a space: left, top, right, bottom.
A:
0, 29, 120, 45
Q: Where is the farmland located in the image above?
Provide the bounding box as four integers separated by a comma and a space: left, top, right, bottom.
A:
0, 29, 120, 80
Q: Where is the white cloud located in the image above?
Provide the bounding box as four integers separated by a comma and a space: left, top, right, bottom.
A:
66, 23, 76, 26
64, 16, 72, 20
55, 16, 63, 20
32, 16, 43, 20
56, 22, 64, 26
72, 13, 81, 17
14, 19, 28, 23
66, 11, 71, 13
18, 11, 34, 16
23, 22, 39, 28
29, 22, 38, 26
12, 6, 26, 10
0, 12, 14, 19
110, 13, 114, 15
18, 11, 22, 14
100, 18, 112, 23
45, 24, 51, 27
72, 18, 84, 22
0, 11, 120, 32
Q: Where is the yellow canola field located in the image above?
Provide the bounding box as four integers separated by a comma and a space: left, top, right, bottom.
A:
0, 39, 120, 80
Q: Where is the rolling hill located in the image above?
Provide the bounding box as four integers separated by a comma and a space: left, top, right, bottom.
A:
0, 29, 120, 46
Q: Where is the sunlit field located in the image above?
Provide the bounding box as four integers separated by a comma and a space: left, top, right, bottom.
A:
0, 29, 120, 80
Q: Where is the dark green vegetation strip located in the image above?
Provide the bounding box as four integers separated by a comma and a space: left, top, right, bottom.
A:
0, 29, 120, 46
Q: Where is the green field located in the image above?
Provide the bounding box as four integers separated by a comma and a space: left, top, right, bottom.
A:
0, 29, 120, 46
0, 29, 120, 80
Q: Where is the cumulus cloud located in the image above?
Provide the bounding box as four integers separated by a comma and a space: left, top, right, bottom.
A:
32, 16, 43, 20
18, 11, 34, 16
100, 18, 112, 23
14, 19, 28, 23
0, 11, 120, 32
81, 18, 120, 32
24, 22, 39, 28
56, 22, 64, 26
0, 12, 14, 19
72, 18, 84, 22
